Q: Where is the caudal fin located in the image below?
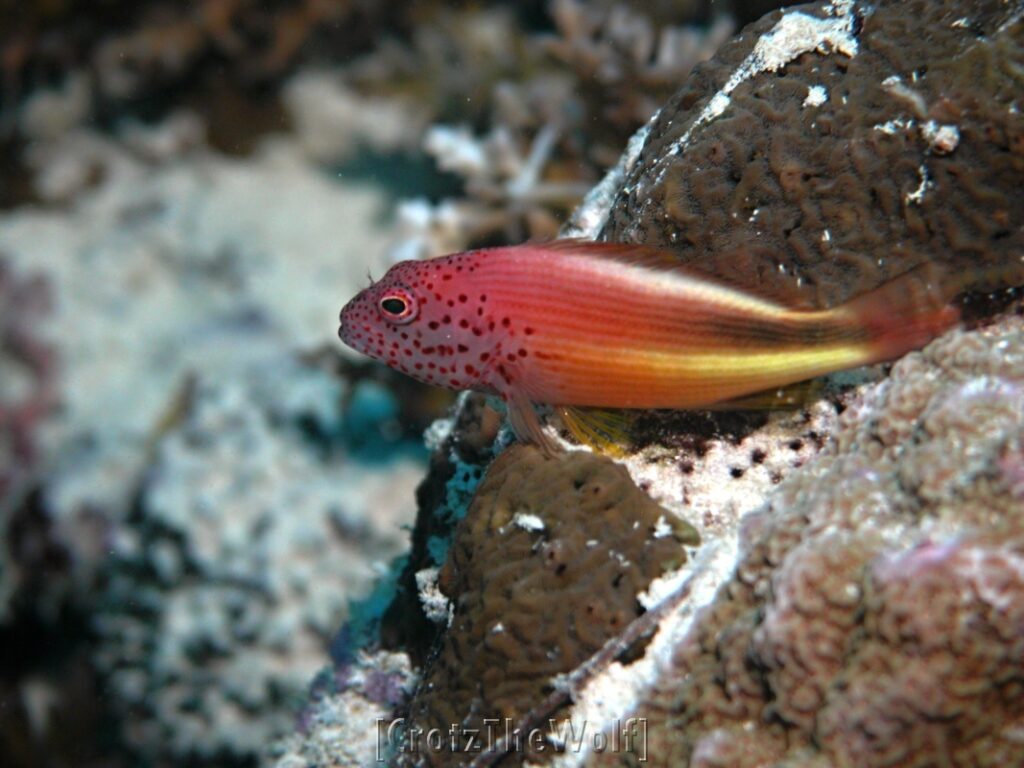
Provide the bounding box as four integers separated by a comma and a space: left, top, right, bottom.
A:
839, 262, 960, 364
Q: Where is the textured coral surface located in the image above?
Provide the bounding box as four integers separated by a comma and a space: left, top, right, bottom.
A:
355, 2, 1024, 767
605, 314, 1024, 767
4, 0, 1021, 765
605, 0, 1024, 307
1, 2, 749, 764
93, 364, 421, 762
402, 444, 697, 765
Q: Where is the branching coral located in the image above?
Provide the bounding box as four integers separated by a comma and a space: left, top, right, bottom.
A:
352, 2, 735, 260
1, 0, 393, 110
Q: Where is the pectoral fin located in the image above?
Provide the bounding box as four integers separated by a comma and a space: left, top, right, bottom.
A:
506, 390, 561, 457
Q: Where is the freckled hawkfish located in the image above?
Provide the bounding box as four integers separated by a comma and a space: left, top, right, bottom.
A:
338, 239, 981, 453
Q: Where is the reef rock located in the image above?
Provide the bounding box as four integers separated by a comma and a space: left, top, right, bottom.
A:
401, 444, 697, 764
289, 0, 1024, 766
0, 115, 399, 615
94, 360, 422, 763
0, 112, 426, 763
598, 313, 1024, 768
579, 0, 1024, 309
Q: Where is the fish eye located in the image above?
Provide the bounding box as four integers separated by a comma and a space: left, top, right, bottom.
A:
378, 291, 417, 324
381, 297, 406, 314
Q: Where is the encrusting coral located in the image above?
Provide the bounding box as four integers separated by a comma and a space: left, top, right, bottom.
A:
93, 364, 423, 763
7, 0, 1016, 765
0, 109, 430, 764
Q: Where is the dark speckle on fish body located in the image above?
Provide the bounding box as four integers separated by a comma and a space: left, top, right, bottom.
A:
337, 239, 985, 452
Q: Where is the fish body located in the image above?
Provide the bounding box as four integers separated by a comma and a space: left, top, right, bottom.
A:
338, 240, 959, 449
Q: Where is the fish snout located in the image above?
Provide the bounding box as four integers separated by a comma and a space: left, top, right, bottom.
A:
337, 297, 362, 345
337, 304, 349, 342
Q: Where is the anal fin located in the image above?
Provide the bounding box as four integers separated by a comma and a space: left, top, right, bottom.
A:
706, 378, 823, 411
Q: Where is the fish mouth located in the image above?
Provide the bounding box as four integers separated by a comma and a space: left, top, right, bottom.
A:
337, 306, 347, 341
337, 301, 356, 344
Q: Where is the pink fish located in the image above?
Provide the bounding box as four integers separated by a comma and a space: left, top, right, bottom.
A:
339, 240, 963, 453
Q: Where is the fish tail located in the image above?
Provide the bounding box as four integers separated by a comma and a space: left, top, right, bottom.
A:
838, 262, 960, 363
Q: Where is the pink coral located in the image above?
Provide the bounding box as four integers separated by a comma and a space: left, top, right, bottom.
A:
818, 539, 1024, 767
619, 313, 1024, 766
0, 258, 56, 506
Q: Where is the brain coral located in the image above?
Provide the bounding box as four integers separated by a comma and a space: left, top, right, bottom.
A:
603, 0, 1024, 307
401, 443, 698, 765
608, 313, 1024, 767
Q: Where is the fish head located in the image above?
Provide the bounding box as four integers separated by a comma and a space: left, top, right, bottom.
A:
338, 257, 492, 391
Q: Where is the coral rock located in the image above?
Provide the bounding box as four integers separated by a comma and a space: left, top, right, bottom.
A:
617, 314, 1024, 767
403, 444, 697, 764
602, 0, 1024, 308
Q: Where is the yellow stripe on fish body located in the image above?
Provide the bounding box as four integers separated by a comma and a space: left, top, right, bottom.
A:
338, 239, 978, 454
528, 339, 873, 408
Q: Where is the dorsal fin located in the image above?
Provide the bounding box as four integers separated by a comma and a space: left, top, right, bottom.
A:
540, 238, 818, 310
542, 238, 691, 272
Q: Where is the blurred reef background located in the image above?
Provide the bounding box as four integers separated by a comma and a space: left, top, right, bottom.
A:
0, 1, 1022, 767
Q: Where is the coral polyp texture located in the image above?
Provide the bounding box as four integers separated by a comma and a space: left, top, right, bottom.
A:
402, 444, 698, 764
601, 0, 1024, 307
0, 112, 425, 763
600, 313, 1024, 768
3, 0, 1021, 765
93, 365, 422, 763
